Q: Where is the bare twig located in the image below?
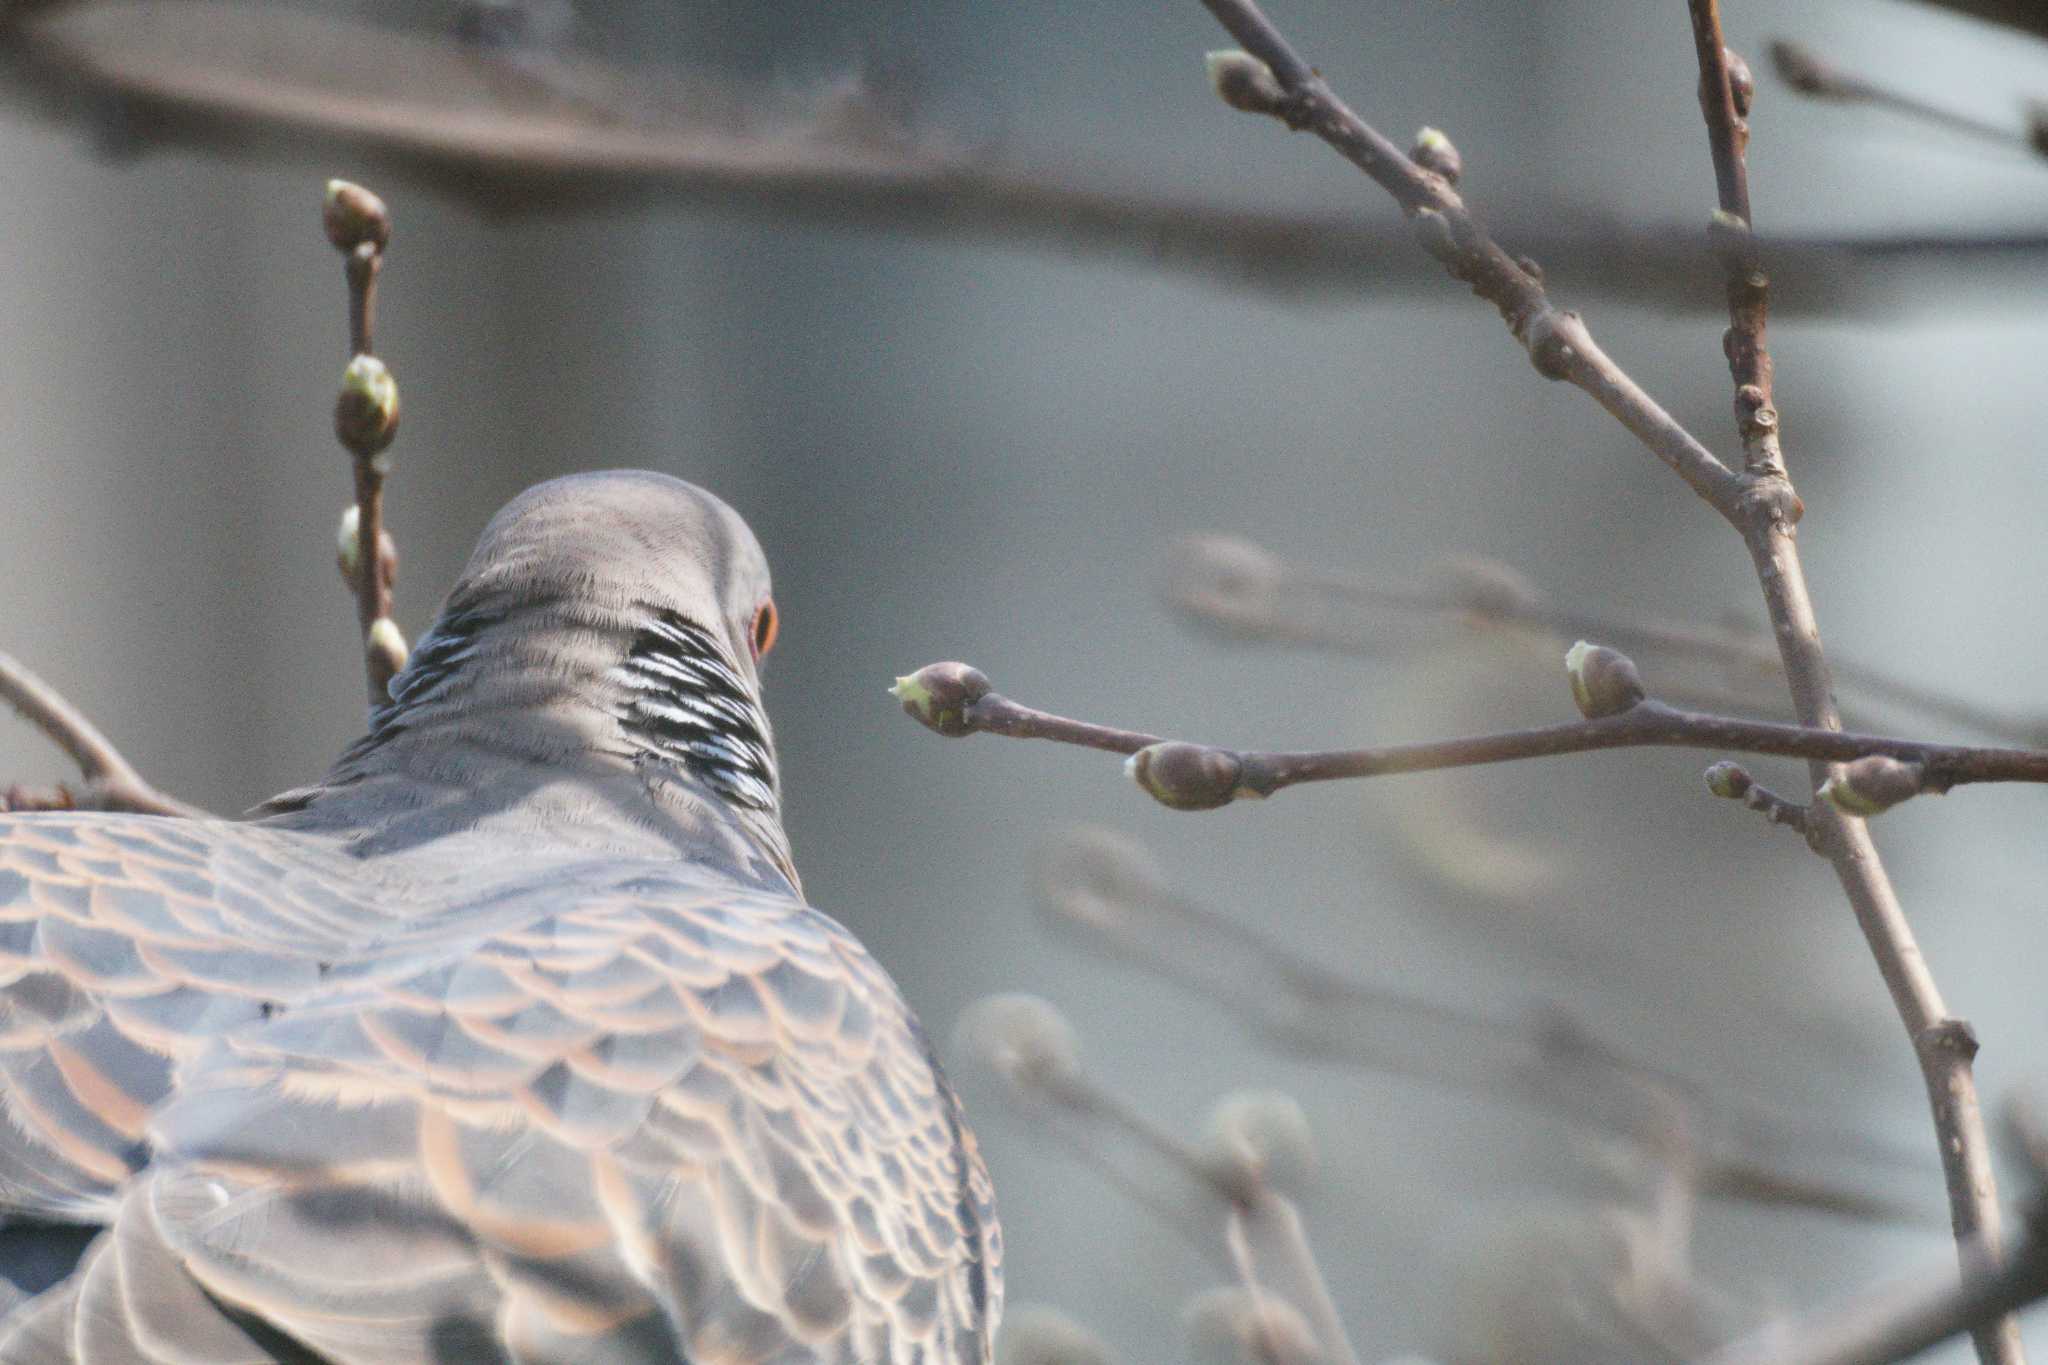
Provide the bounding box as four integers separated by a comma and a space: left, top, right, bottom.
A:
892, 656, 2048, 811
1167, 5, 2030, 1355
1701, 761, 1812, 837
323, 179, 406, 705
1770, 41, 2047, 161
0, 651, 205, 817
1687, 8, 2021, 1360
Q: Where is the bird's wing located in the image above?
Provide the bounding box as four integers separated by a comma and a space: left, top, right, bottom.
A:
0, 815, 1000, 1364
0, 812, 384, 1227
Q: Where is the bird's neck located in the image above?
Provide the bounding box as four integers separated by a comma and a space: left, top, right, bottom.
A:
255, 600, 799, 893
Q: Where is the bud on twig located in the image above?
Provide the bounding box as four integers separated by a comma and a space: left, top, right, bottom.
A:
890, 662, 990, 737
1409, 126, 1463, 184
1564, 641, 1646, 720
335, 505, 397, 590
1205, 50, 1289, 118
1127, 742, 1247, 811
1702, 760, 1753, 800
323, 179, 392, 254
335, 355, 400, 463
1817, 755, 1925, 817
366, 617, 408, 691
1724, 47, 1755, 118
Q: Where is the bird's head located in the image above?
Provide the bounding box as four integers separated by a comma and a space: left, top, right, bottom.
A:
286, 471, 797, 890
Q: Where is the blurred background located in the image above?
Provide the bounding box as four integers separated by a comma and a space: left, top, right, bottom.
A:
2, 0, 2046, 1359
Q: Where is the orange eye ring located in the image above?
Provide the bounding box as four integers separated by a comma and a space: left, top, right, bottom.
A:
750, 599, 779, 662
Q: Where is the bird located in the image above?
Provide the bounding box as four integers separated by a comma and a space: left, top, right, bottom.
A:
0, 470, 1001, 1363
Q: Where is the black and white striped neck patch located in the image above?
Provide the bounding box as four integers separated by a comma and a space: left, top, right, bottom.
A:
613, 610, 779, 813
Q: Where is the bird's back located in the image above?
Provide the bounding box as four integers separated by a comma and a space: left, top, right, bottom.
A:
0, 808, 1000, 1363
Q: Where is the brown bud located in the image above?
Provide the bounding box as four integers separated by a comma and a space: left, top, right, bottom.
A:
890, 662, 991, 737
1127, 742, 1246, 811
1818, 755, 1925, 817
1525, 311, 1577, 382
1204, 50, 1288, 118
335, 355, 400, 463
323, 179, 391, 254
1564, 640, 1647, 719
1725, 47, 1755, 117
1409, 126, 1463, 184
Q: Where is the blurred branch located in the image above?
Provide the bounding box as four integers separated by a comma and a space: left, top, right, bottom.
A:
890, 652, 2048, 813
0, 650, 205, 816
1036, 826, 1926, 1225
3, 4, 2045, 313
1703, 1221, 2048, 1365
1160, 537, 2048, 744
1770, 40, 2048, 160
957, 997, 1359, 1365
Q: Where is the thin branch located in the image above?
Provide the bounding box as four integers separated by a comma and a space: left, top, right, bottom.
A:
1701, 761, 1812, 838
892, 657, 2048, 811
1174, 5, 2025, 1357
0, 651, 205, 818
1771, 41, 2048, 161
1689, 7, 2021, 1360
1199, 4, 1751, 519
324, 180, 406, 705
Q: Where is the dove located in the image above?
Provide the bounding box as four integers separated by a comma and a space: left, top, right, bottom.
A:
0, 470, 1001, 1363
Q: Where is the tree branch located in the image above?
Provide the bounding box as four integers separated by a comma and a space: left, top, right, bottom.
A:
891, 654, 2048, 812
323, 180, 406, 705
0, 651, 205, 818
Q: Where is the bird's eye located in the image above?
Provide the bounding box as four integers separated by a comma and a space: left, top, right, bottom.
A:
750, 599, 779, 661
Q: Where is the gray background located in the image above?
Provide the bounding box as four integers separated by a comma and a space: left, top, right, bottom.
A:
2, 0, 2046, 1359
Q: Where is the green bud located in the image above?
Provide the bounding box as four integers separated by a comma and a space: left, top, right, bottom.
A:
1409, 126, 1463, 184
336, 505, 362, 580
335, 355, 400, 465
1818, 755, 1925, 817
366, 617, 408, 688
